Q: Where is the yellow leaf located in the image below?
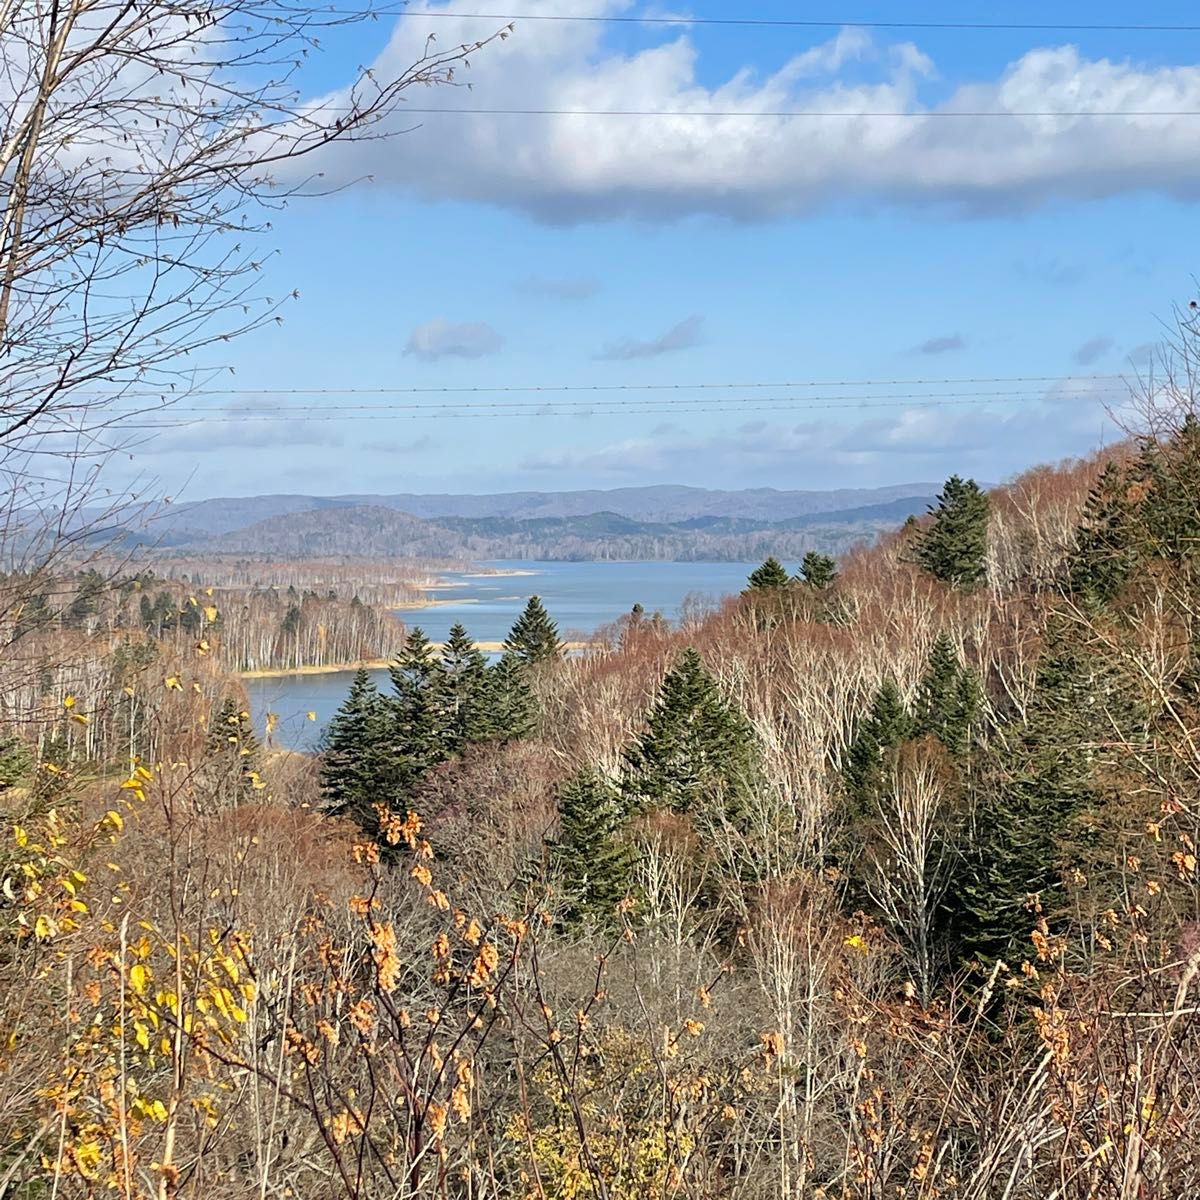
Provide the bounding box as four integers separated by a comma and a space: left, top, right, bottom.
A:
203, 606, 218, 622
205, 587, 214, 597
13, 825, 27, 848
130, 963, 149, 995
164, 676, 182, 691
62, 695, 75, 709
306, 711, 317, 722
134, 1021, 150, 1051
265, 712, 279, 734
70, 712, 88, 726
34, 915, 57, 940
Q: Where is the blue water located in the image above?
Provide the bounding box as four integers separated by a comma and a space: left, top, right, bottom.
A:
245, 560, 755, 751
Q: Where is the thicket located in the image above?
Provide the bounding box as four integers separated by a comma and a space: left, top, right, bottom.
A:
7, 401, 1200, 1197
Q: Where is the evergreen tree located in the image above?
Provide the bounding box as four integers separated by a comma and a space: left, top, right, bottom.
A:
1138, 413, 1200, 566
205, 697, 261, 805
621, 647, 760, 822
956, 623, 1140, 965
913, 634, 978, 758
437, 623, 489, 752
321, 670, 398, 836
843, 679, 913, 812
550, 768, 635, 926
0, 734, 32, 792
504, 596, 564, 666
1066, 461, 1137, 607
746, 557, 790, 591
798, 552, 838, 590
477, 652, 538, 743
389, 627, 448, 784
913, 476, 990, 588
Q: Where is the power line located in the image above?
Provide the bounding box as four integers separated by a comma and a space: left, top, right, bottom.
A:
318, 8, 1200, 34
378, 105, 1200, 119
85, 373, 1126, 400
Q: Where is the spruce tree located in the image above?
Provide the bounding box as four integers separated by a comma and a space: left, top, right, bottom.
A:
798, 552, 838, 590
478, 652, 537, 742
389, 627, 448, 783
0, 733, 32, 792
913, 634, 978, 759
913, 476, 990, 588
843, 679, 913, 813
621, 647, 759, 822
437, 623, 489, 752
1066, 461, 1137, 607
746, 557, 790, 591
205, 697, 261, 805
504, 596, 564, 665
550, 768, 635, 926
321, 669, 397, 836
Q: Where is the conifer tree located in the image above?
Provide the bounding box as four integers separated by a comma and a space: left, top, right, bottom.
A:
0, 733, 32, 792
504, 596, 564, 665
550, 768, 634, 926
913, 634, 978, 758
205, 697, 261, 805
956, 623, 1140, 965
913, 476, 990, 588
798, 551, 838, 590
321, 669, 397, 836
437, 623, 489, 752
389, 627, 448, 781
621, 647, 759, 822
746, 557, 790, 591
843, 679, 913, 812
1067, 461, 1137, 607
478, 652, 537, 743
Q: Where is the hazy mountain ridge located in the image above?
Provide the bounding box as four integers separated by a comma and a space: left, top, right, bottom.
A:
148, 483, 943, 541
161, 495, 938, 561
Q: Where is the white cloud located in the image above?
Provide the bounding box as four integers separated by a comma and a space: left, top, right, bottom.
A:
596, 314, 705, 360
1073, 335, 1115, 365
912, 334, 966, 355
298, 2, 1200, 222
404, 319, 504, 361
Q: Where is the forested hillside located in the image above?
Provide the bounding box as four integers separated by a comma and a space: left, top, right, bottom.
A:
7, 400, 1200, 1197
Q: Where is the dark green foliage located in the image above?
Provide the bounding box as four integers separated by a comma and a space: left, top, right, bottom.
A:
0, 734, 33, 792
798, 552, 838, 590
622, 647, 759, 822
437, 623, 490, 753
843, 679, 913, 813
913, 634, 979, 759
550, 768, 635, 926
320, 670, 398, 836
1067, 461, 1137, 607
65, 571, 105, 629
389, 627, 448, 782
504, 596, 564, 666
914, 476, 990, 588
205, 698, 261, 804
1137, 413, 1200, 566
13, 591, 50, 640
280, 604, 302, 638
956, 624, 1140, 965
477, 652, 537, 743
746, 557, 790, 591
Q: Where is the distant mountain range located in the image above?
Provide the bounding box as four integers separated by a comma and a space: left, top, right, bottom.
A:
122, 485, 941, 561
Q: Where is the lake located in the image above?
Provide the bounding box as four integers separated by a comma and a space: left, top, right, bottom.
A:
244, 559, 755, 750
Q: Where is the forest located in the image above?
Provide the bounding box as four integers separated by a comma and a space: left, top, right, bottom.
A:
5, 389, 1200, 1197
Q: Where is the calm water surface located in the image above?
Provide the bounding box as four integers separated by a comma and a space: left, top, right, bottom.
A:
245, 560, 754, 750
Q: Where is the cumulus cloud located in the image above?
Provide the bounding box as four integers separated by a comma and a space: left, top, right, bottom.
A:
294, 3, 1200, 222
597, 315, 705, 360
912, 334, 966, 355
404, 319, 503, 361
517, 275, 600, 300
1073, 335, 1115, 365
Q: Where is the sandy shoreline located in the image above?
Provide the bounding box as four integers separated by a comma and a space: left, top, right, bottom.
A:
240, 640, 592, 679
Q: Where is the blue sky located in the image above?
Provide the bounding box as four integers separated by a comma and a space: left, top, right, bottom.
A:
124, 1, 1200, 499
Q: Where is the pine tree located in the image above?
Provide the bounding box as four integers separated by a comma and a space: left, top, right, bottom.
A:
0, 733, 32, 792
843, 679, 913, 812
621, 647, 760, 822
798, 552, 838, 590
437, 623, 489, 752
550, 768, 635, 926
746, 557, 790, 590
1067, 461, 1138, 607
477, 652, 537, 742
913, 634, 978, 758
504, 596, 564, 666
205, 697, 262, 805
321, 669, 397, 836
389, 627, 447, 782
913, 476, 990, 588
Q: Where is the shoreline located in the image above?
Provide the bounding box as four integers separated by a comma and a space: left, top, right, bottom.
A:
239, 640, 594, 680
